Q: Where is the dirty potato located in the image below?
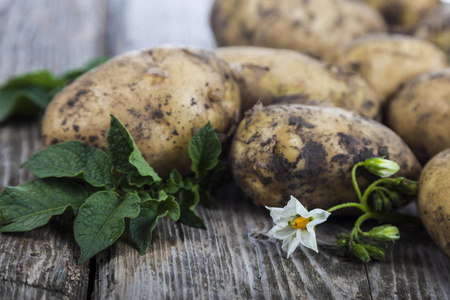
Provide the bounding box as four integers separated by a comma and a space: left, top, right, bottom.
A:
215, 46, 381, 119
362, 0, 439, 33
230, 104, 421, 210
210, 0, 386, 62
415, 4, 450, 57
41, 46, 241, 178
418, 149, 450, 257
338, 34, 448, 103
387, 69, 450, 163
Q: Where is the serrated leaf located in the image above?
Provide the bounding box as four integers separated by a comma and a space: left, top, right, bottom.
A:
74, 191, 141, 265
21, 141, 116, 189
178, 188, 205, 229
0, 178, 89, 232
188, 122, 221, 178
130, 194, 180, 254
107, 115, 161, 187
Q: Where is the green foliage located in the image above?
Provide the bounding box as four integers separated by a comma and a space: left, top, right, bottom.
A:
0, 116, 225, 263
0, 179, 89, 232
21, 141, 116, 189
74, 191, 141, 264
0, 57, 107, 123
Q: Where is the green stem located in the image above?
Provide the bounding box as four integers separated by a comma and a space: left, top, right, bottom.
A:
355, 213, 374, 236
327, 202, 368, 213
361, 178, 388, 207
351, 163, 364, 201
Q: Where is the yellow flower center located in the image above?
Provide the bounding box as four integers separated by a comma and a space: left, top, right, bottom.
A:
291, 216, 312, 229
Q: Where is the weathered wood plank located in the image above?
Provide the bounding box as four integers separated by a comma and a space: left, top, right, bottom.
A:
0, 0, 107, 298
107, 0, 216, 55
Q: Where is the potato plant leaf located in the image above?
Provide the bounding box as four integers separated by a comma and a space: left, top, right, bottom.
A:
197, 160, 228, 208
21, 141, 116, 189
178, 188, 205, 229
0, 57, 107, 123
0, 178, 89, 232
74, 191, 141, 265
130, 193, 180, 254
107, 115, 161, 187
188, 122, 221, 178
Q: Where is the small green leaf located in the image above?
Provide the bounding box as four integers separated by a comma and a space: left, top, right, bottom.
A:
0, 178, 89, 232
197, 160, 228, 208
107, 115, 161, 186
164, 169, 185, 194
178, 188, 205, 229
0, 208, 8, 223
21, 141, 116, 189
74, 191, 141, 265
188, 122, 221, 178
130, 194, 180, 254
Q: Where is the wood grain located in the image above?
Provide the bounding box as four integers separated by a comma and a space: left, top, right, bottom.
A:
0, 0, 107, 298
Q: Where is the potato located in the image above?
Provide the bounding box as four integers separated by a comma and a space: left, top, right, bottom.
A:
362, 0, 439, 33
215, 46, 382, 119
230, 104, 421, 209
387, 69, 450, 163
338, 34, 448, 103
415, 4, 450, 57
210, 0, 386, 62
418, 149, 450, 257
41, 46, 241, 178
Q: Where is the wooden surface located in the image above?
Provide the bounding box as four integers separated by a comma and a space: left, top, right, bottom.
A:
0, 1, 449, 299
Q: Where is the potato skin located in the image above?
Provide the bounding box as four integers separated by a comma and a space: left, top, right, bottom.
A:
41, 46, 240, 178
215, 46, 381, 119
338, 34, 448, 102
387, 69, 450, 163
362, 0, 438, 33
415, 4, 450, 57
210, 0, 386, 62
230, 104, 421, 210
418, 149, 450, 257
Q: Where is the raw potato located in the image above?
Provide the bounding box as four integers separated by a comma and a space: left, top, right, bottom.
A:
338, 34, 448, 102
215, 46, 382, 119
415, 4, 450, 57
387, 69, 450, 163
418, 149, 450, 257
230, 104, 421, 210
41, 46, 241, 178
210, 0, 386, 62
362, 0, 438, 33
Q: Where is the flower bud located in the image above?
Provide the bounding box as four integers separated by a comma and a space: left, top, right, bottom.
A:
352, 242, 371, 262
395, 178, 418, 196
369, 225, 400, 242
365, 244, 386, 261
363, 157, 400, 178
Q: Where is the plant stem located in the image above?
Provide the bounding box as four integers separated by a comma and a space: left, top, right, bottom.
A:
351, 163, 364, 201
327, 202, 368, 213
361, 178, 388, 207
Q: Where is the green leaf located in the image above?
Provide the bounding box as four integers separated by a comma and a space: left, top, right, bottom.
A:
107, 115, 161, 187
130, 194, 180, 254
74, 191, 141, 265
0, 208, 8, 223
21, 141, 116, 189
164, 169, 185, 194
0, 178, 89, 232
63, 56, 109, 83
197, 160, 228, 208
188, 122, 221, 178
178, 188, 205, 229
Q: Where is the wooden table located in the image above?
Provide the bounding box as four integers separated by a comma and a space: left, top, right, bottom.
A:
0, 1, 449, 299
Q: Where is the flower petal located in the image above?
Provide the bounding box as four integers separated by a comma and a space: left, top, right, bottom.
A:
302, 226, 318, 252
308, 209, 331, 226
268, 225, 296, 240
282, 232, 302, 258
291, 196, 309, 218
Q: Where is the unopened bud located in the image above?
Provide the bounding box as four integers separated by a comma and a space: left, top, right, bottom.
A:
365, 244, 386, 261
369, 225, 400, 242
353, 242, 371, 262
363, 157, 400, 178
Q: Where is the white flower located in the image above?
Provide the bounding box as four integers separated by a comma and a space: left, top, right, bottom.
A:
266, 196, 331, 258
362, 157, 400, 178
